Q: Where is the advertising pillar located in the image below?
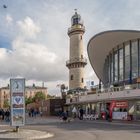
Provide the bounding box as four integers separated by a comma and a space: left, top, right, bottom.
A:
10, 78, 25, 129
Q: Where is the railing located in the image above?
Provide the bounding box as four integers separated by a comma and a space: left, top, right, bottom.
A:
96, 84, 139, 94
66, 83, 140, 104
68, 25, 85, 34
66, 57, 87, 66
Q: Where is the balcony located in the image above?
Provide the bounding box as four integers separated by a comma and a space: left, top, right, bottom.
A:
68, 25, 85, 35
66, 57, 87, 67
66, 84, 140, 104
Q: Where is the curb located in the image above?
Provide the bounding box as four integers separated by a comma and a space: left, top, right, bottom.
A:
0, 129, 54, 140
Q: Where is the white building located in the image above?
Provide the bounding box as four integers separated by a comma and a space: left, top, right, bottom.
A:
66, 30, 140, 121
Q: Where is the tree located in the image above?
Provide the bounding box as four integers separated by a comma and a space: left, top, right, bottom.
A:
3, 99, 10, 108
25, 96, 33, 105
47, 94, 55, 99
33, 92, 46, 102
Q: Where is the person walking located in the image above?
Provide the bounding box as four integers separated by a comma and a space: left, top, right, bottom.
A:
61, 111, 68, 122
1, 109, 5, 121
72, 107, 77, 118
5, 109, 10, 122
79, 108, 84, 120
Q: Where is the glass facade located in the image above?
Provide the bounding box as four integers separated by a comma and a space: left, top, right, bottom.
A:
131, 40, 138, 78
124, 43, 130, 80
104, 39, 140, 87
119, 47, 124, 81
110, 54, 114, 83
114, 50, 118, 82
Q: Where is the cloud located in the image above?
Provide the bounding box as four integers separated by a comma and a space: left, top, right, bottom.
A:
0, 38, 67, 81
6, 14, 13, 25
17, 17, 41, 39
0, 15, 68, 84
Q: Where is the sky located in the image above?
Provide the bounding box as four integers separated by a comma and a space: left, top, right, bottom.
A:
0, 0, 140, 95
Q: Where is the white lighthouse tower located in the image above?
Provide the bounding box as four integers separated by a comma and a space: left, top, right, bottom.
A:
66, 10, 87, 90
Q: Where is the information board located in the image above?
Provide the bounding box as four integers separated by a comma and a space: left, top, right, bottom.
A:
112, 112, 128, 120
10, 78, 25, 126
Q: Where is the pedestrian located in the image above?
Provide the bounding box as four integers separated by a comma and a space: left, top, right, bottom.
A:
61, 111, 68, 122
5, 109, 10, 122
72, 107, 77, 118
106, 109, 111, 122
40, 111, 43, 117
58, 110, 62, 119
28, 110, 31, 117
79, 108, 84, 120
1, 109, 5, 120
31, 108, 34, 117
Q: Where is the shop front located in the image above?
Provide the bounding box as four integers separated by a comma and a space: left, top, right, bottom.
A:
110, 101, 128, 120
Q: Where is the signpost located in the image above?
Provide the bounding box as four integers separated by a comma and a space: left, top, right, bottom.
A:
10, 78, 25, 132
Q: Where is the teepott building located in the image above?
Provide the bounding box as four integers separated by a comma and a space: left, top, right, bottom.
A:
66, 30, 140, 121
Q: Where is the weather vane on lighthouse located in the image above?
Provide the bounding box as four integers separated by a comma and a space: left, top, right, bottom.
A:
74, 9, 77, 13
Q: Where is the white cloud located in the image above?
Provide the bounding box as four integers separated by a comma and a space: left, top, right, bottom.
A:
12, 37, 57, 63
17, 17, 41, 38
0, 37, 63, 81
0, 15, 67, 84
6, 14, 13, 25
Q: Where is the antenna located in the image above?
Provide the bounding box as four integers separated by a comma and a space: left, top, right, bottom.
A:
74, 9, 77, 14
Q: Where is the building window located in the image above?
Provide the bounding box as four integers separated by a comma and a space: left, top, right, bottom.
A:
81, 78, 84, 83
103, 57, 109, 86
124, 42, 130, 80
104, 39, 140, 86
136, 104, 140, 111
114, 50, 118, 82
71, 75, 73, 80
110, 54, 114, 83
119, 47, 124, 81
73, 18, 79, 25
131, 40, 138, 78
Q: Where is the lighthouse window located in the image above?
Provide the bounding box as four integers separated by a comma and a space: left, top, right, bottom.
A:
71, 75, 73, 80
73, 18, 79, 25
81, 78, 84, 83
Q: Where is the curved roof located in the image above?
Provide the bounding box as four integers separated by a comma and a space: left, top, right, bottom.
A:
87, 30, 140, 84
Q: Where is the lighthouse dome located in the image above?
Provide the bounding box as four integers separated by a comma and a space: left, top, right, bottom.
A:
71, 10, 83, 26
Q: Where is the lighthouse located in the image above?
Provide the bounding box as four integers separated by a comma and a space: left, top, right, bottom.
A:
66, 10, 87, 90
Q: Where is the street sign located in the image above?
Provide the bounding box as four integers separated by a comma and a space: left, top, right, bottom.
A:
10, 78, 25, 127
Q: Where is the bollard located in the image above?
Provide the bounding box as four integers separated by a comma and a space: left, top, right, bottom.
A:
15, 126, 19, 132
